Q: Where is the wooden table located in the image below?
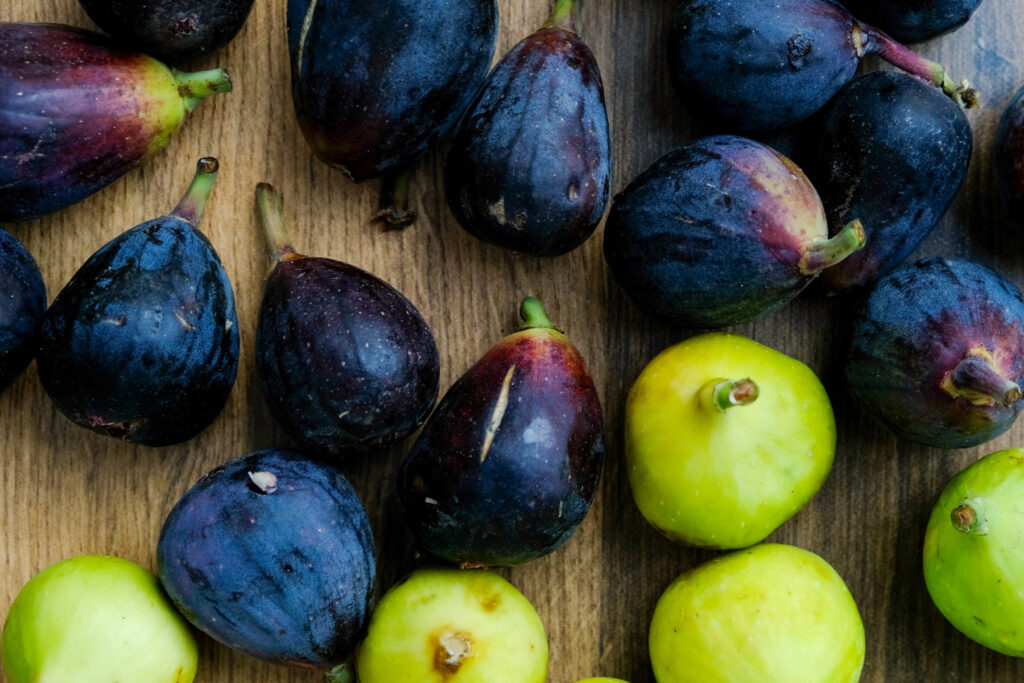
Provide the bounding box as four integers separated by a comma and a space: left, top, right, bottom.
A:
2, 0, 1023, 681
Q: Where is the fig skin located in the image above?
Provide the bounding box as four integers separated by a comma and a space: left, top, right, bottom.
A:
255, 185, 440, 457
842, 0, 982, 43
995, 84, 1024, 224
0, 23, 231, 222
78, 0, 256, 62
811, 71, 972, 292
846, 257, 1024, 449
398, 298, 604, 567
0, 229, 45, 394
603, 135, 865, 329
157, 449, 376, 673
923, 448, 1024, 656
36, 159, 239, 446
444, 3, 611, 257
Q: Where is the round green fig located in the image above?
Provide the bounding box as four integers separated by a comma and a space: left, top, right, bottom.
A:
923, 447, 1024, 656
1, 555, 198, 683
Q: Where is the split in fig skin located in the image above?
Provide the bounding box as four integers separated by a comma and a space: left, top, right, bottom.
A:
37, 158, 239, 446
398, 297, 605, 567
842, 0, 983, 44
254, 183, 440, 457
995, 83, 1024, 225
444, 0, 611, 256
0, 229, 45, 394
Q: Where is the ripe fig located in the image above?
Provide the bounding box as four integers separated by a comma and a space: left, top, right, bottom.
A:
810, 71, 972, 292
444, 0, 610, 256
649, 544, 865, 682
667, 0, 977, 133
398, 297, 604, 567
923, 448, 1024, 656
626, 333, 835, 549
78, 0, 256, 62
846, 257, 1024, 449
157, 449, 375, 676
603, 135, 866, 329
843, 0, 983, 43
995, 83, 1024, 223
0, 229, 45, 394
0, 23, 231, 222
356, 567, 548, 683
1, 555, 198, 683
37, 158, 239, 446
255, 184, 440, 457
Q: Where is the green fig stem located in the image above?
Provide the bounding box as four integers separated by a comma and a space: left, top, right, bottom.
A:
520, 297, 555, 330
372, 168, 417, 229
799, 220, 866, 275
544, 0, 576, 29
699, 378, 759, 411
174, 68, 233, 113
857, 23, 979, 109
170, 157, 218, 226
943, 353, 1022, 407
951, 499, 988, 536
255, 183, 301, 262
325, 661, 356, 683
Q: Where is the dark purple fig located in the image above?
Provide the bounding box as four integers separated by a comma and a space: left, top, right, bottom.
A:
398, 298, 604, 567
842, 0, 983, 43
444, 0, 610, 256
667, 0, 977, 133
995, 83, 1024, 224
603, 135, 865, 329
254, 184, 440, 457
78, 0, 256, 62
0, 229, 45, 394
0, 23, 231, 222
810, 71, 972, 292
37, 158, 239, 446
157, 449, 375, 677
847, 257, 1024, 449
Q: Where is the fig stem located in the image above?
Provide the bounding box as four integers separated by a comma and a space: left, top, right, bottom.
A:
174, 68, 233, 113
544, 0, 576, 29
945, 353, 1022, 407
170, 157, 219, 226
324, 661, 356, 683
799, 219, 866, 275
858, 23, 979, 109
255, 183, 300, 262
372, 168, 417, 229
700, 378, 759, 411
520, 297, 555, 329
951, 498, 988, 535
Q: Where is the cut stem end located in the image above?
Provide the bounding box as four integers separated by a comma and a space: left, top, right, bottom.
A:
175, 68, 233, 113
170, 157, 219, 226
372, 169, 417, 229
951, 499, 988, 536
701, 378, 760, 411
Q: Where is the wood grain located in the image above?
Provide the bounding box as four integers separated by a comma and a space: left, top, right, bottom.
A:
1, 0, 1023, 681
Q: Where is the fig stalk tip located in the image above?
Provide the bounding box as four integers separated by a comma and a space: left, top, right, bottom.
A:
943, 350, 1022, 407
170, 157, 219, 226
951, 499, 988, 536
255, 183, 300, 262
800, 219, 866, 275
702, 378, 759, 411
520, 297, 555, 330
325, 661, 356, 683
174, 68, 233, 113
544, 0, 576, 29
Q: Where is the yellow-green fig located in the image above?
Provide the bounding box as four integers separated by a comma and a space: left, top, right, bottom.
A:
649, 544, 865, 683
1, 555, 198, 683
626, 332, 835, 548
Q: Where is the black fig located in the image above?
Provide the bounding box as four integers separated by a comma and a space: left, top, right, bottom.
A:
995, 83, 1024, 224
0, 229, 45, 394
843, 0, 983, 43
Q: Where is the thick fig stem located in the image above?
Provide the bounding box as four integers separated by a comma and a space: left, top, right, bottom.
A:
255, 183, 300, 262
520, 297, 555, 330
800, 220, 866, 275
170, 157, 218, 226
373, 168, 417, 229
699, 378, 759, 411
945, 354, 1022, 407
325, 661, 356, 683
951, 498, 988, 536
174, 68, 233, 113
545, 0, 576, 29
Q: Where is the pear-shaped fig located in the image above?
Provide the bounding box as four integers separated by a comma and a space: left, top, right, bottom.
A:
995, 83, 1024, 224
0, 23, 231, 222
810, 71, 972, 292
398, 298, 604, 567
37, 158, 239, 446
843, 0, 983, 43
604, 135, 866, 329
255, 184, 440, 457
847, 257, 1024, 448
0, 229, 45, 394
78, 0, 256, 62
667, 0, 976, 133
444, 0, 610, 256
157, 449, 375, 675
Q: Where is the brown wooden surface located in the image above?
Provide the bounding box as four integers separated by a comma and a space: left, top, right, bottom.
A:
2, 0, 1024, 681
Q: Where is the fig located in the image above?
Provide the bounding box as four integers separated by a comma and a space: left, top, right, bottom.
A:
444, 0, 610, 256
846, 257, 1024, 448
1, 555, 197, 683
667, 0, 977, 133
626, 333, 835, 549
37, 158, 239, 446
398, 297, 604, 567
649, 544, 865, 683
78, 0, 256, 62
255, 184, 440, 457
923, 447, 1024, 656
0, 228, 45, 394
995, 83, 1024, 223
157, 449, 375, 676
356, 567, 548, 683
603, 135, 865, 329
842, 0, 983, 43
810, 70, 972, 292
0, 23, 231, 222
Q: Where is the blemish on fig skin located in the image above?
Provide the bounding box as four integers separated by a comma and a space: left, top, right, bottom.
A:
248, 470, 279, 494
480, 365, 515, 463
431, 630, 473, 678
